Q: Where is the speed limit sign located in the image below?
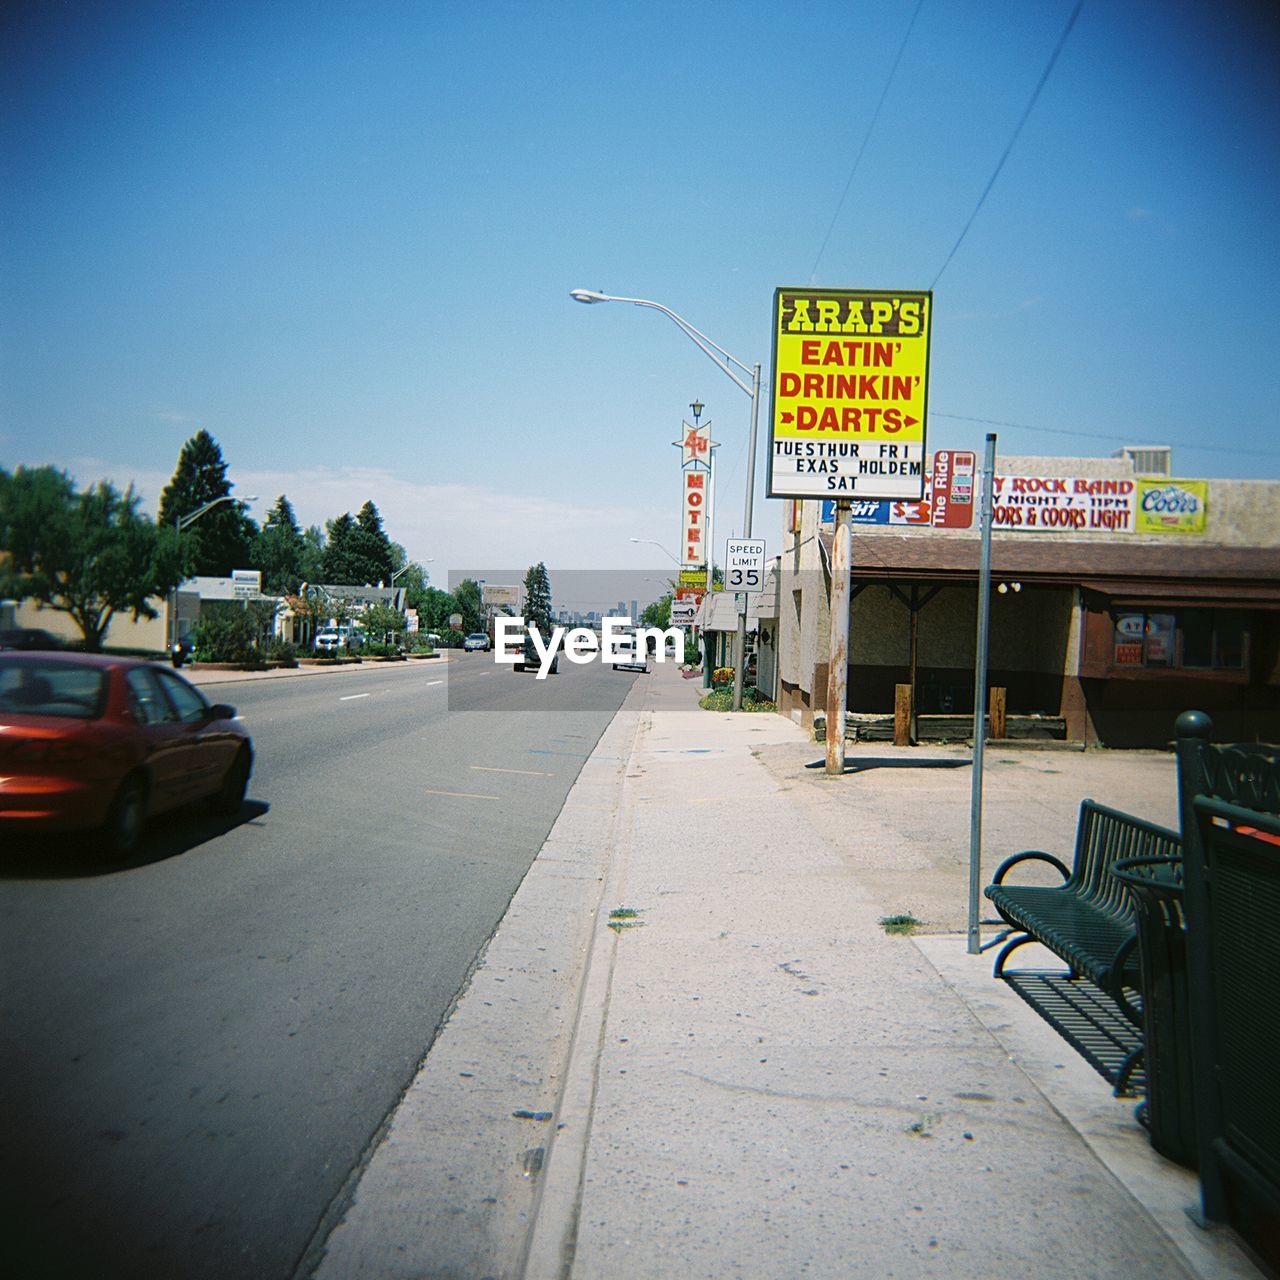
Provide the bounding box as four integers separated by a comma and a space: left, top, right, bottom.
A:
725, 539, 766, 591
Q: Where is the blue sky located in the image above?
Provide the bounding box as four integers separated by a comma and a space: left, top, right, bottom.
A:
3, 0, 1278, 580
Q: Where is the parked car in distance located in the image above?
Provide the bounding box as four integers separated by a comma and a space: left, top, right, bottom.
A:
611, 632, 648, 673
463, 632, 491, 652
0, 628, 63, 651
0, 652, 254, 858
315, 630, 342, 652
513, 630, 558, 674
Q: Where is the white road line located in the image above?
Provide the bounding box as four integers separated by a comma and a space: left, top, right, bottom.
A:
425, 680, 444, 686
470, 765, 554, 777
339, 693, 371, 701
423, 788, 500, 802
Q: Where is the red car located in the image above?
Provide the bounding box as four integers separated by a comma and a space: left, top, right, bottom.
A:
0, 652, 253, 857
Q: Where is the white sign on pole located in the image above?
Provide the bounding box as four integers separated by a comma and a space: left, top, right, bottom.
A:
670, 599, 698, 626
231, 568, 261, 599
724, 539, 766, 592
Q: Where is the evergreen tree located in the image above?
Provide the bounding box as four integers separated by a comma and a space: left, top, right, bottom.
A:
321, 513, 363, 584
453, 578, 484, 633
319, 501, 396, 585
158, 430, 257, 576
523, 562, 553, 634
354, 500, 396, 585
250, 495, 306, 595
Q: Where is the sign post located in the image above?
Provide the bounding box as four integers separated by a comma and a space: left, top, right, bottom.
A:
968, 433, 998, 955
825, 502, 853, 773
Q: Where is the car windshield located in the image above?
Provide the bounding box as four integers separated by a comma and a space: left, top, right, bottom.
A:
0, 659, 109, 719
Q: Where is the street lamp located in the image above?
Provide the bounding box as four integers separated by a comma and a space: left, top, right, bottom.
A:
572, 288, 761, 711
629, 536, 681, 566
169, 494, 257, 654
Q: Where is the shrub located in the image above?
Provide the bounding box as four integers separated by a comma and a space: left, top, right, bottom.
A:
437, 629, 466, 649
265, 638, 298, 667
191, 609, 256, 664
698, 684, 776, 713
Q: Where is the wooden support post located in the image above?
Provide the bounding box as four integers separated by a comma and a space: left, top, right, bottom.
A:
894, 684, 912, 747
989, 686, 1007, 741
825, 501, 852, 774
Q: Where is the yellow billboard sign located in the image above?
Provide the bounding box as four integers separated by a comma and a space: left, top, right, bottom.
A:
768, 288, 932, 500
1135, 479, 1208, 535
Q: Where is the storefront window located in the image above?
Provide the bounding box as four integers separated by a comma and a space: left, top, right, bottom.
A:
1145, 614, 1174, 666
1112, 608, 1248, 672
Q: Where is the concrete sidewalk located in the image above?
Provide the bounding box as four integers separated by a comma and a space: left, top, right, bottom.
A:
314, 660, 1263, 1279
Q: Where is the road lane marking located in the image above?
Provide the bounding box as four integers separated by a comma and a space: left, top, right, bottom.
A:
425, 680, 444, 686
471, 766, 553, 777
339, 693, 371, 701
423, 788, 500, 801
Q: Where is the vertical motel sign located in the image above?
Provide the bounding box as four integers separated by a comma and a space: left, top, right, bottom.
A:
674, 418, 713, 592
767, 288, 933, 500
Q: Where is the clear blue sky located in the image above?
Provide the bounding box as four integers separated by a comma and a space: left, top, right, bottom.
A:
4, 0, 1278, 580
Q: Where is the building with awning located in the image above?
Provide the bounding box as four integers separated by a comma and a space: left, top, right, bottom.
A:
775, 451, 1280, 747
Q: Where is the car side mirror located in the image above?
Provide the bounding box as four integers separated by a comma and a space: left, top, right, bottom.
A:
206, 703, 236, 721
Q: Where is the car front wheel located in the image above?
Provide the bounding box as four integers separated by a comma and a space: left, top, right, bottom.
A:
211, 747, 251, 815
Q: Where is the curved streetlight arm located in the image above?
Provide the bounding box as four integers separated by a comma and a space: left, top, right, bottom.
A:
629, 536, 681, 566
571, 291, 754, 398
176, 494, 256, 531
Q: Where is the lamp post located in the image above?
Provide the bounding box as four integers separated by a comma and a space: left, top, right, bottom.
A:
572, 288, 761, 711
629, 536, 681, 566
169, 494, 257, 654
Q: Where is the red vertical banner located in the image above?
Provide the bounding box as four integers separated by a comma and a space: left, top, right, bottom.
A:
931, 449, 976, 529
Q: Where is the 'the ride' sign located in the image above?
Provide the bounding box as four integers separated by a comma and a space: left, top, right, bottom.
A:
767, 288, 932, 501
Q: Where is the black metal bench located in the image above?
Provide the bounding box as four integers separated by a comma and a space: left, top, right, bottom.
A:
986, 800, 1182, 1012
984, 800, 1181, 1090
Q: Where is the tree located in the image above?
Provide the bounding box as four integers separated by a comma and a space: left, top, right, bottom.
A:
523, 562, 553, 634
453, 579, 483, 633
410, 585, 456, 631
320, 502, 397, 585
250, 495, 306, 595
354, 501, 395, 585
362, 601, 406, 646
0, 466, 184, 651
641, 591, 674, 630
321, 513, 363, 584
158, 430, 257, 576
300, 525, 326, 585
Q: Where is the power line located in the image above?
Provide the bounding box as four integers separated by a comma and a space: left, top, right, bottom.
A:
931, 0, 1085, 289
808, 0, 926, 284
932, 412, 1280, 459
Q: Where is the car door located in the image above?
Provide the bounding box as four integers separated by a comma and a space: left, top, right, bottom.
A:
154, 669, 236, 801
123, 667, 191, 813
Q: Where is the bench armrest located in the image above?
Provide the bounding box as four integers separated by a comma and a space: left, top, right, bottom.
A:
989, 849, 1071, 886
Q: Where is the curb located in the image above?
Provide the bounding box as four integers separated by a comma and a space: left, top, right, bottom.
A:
517, 682, 650, 1279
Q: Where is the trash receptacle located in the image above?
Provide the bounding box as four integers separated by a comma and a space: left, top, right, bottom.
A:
1114, 855, 1197, 1169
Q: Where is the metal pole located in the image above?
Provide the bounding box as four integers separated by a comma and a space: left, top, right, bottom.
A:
825, 500, 853, 774
731, 363, 761, 712
703, 441, 716, 688
967, 433, 998, 954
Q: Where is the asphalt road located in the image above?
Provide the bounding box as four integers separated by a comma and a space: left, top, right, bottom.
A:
0, 655, 637, 1280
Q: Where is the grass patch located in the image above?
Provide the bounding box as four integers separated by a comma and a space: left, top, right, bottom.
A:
879, 913, 922, 936
607, 906, 644, 933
